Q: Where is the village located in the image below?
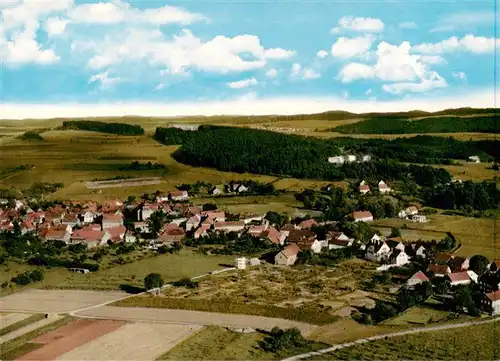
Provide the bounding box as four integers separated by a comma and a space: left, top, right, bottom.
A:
0, 175, 499, 320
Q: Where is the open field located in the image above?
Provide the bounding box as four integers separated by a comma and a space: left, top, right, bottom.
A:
56, 322, 201, 361
431, 162, 498, 182
0, 314, 31, 330
373, 214, 498, 259
0, 250, 235, 293
311, 321, 500, 360
0, 289, 125, 313
380, 305, 472, 327
0, 314, 46, 337
113, 259, 379, 325
16, 319, 126, 361
0, 315, 64, 345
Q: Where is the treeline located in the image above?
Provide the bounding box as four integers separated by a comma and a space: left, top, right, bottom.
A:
156, 126, 455, 185
62, 120, 144, 135
423, 181, 500, 211
118, 161, 166, 171
333, 114, 499, 134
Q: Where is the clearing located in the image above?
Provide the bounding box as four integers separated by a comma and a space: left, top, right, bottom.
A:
55, 322, 201, 361
373, 214, 498, 259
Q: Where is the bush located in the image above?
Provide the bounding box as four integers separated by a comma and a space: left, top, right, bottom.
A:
172, 277, 199, 289
259, 327, 307, 353
11, 272, 31, 285
29, 269, 44, 282
202, 203, 218, 211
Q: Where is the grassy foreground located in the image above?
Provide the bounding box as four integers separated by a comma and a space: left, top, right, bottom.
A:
311, 321, 499, 360
113, 296, 339, 326
158, 326, 327, 361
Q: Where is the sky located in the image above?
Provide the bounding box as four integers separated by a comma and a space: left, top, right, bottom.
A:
1, 0, 500, 118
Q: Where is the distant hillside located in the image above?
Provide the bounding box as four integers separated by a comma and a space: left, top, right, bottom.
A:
61, 120, 145, 135
332, 114, 499, 134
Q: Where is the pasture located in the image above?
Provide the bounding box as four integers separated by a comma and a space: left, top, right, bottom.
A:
373, 214, 498, 259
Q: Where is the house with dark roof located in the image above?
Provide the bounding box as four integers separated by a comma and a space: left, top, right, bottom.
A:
482, 290, 500, 315
478, 272, 500, 293
365, 240, 391, 262
434, 252, 454, 264
448, 256, 469, 272
427, 263, 452, 277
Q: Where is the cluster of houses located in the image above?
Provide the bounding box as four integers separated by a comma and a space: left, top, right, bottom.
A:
359, 180, 391, 194
328, 154, 371, 165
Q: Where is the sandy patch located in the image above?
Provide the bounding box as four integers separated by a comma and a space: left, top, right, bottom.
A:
56, 322, 201, 361
0, 289, 126, 313
16, 320, 126, 361
0, 313, 30, 329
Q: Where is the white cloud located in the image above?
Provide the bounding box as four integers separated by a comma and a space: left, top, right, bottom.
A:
338, 41, 447, 94
154, 83, 166, 91
237, 91, 258, 101
398, 21, 417, 29
430, 11, 498, 32
1, 0, 73, 31
419, 55, 446, 65
365, 89, 372, 95
316, 50, 328, 58
68, 1, 205, 25
382, 72, 447, 94
331, 36, 374, 59
263, 48, 295, 59
413, 34, 500, 54
2, 20, 60, 65
44, 17, 69, 36
76, 28, 294, 74
5, 89, 498, 119
227, 77, 258, 89
332, 16, 384, 33
339, 62, 375, 83
291, 63, 302, 76
452, 71, 467, 80
88, 70, 121, 89
266, 68, 278, 78
302, 68, 320, 79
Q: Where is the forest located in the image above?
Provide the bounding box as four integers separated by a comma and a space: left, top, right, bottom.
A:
332, 114, 499, 134
61, 120, 145, 135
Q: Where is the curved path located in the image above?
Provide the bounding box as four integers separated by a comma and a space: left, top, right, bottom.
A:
282, 316, 500, 361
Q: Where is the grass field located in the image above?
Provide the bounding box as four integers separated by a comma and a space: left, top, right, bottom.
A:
0, 249, 235, 293
380, 305, 472, 327
311, 321, 499, 360
373, 214, 498, 259
158, 325, 327, 360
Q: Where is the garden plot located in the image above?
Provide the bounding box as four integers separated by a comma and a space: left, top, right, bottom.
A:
55, 322, 201, 361
0, 289, 126, 313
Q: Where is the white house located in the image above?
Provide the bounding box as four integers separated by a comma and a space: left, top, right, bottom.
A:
102, 213, 123, 229
405, 206, 419, 216
82, 211, 95, 224
365, 241, 391, 262
186, 215, 201, 232
482, 290, 500, 315
169, 190, 189, 201
214, 221, 246, 233
468, 155, 480, 163
346, 155, 357, 163
389, 249, 410, 267
359, 180, 370, 195
362, 155, 372, 162
398, 210, 407, 219
411, 215, 427, 223
371, 234, 382, 242
407, 271, 429, 287
378, 180, 391, 193
328, 156, 345, 165
387, 239, 406, 252
352, 211, 374, 222
275, 243, 301, 266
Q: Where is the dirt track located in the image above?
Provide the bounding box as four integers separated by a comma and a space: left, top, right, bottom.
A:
75, 306, 318, 335
55, 322, 201, 360
0, 289, 126, 313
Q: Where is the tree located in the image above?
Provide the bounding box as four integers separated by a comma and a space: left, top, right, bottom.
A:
144, 273, 164, 290
469, 255, 490, 276
389, 227, 402, 238
259, 327, 306, 353
147, 211, 166, 239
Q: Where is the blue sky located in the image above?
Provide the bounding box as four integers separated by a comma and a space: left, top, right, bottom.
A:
1, 0, 499, 118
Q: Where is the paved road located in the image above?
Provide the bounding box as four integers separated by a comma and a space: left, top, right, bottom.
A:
282, 316, 500, 361
73, 306, 317, 335
0, 315, 63, 344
